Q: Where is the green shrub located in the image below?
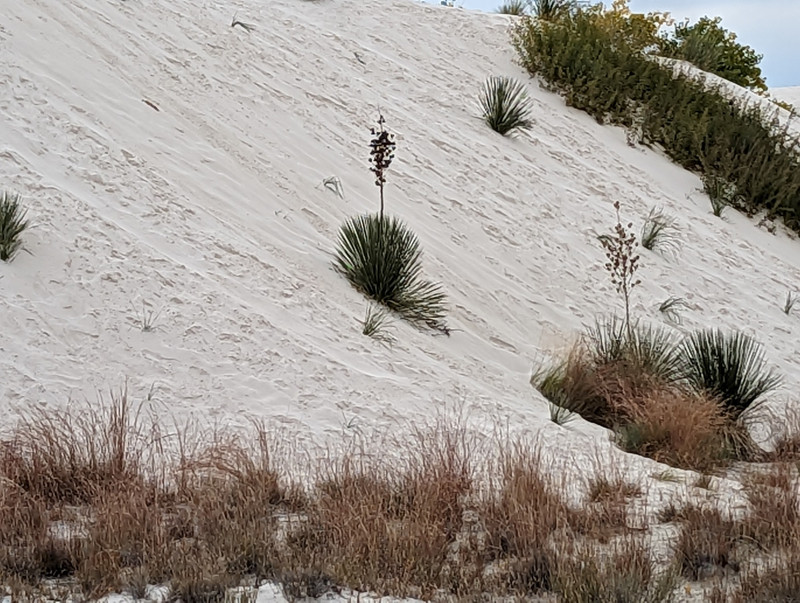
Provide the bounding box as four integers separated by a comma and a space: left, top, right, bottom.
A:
0, 191, 30, 262
478, 76, 533, 136
680, 329, 781, 420
511, 8, 800, 233
335, 213, 447, 331
659, 17, 766, 92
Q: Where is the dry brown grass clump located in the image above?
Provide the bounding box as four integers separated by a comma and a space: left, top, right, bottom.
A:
0, 393, 155, 504
481, 444, 573, 594
534, 318, 775, 472
674, 505, 744, 581
766, 405, 800, 462
294, 421, 475, 599
614, 387, 731, 472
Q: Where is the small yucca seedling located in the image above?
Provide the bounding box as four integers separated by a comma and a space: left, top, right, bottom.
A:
701, 174, 742, 218
132, 302, 161, 332
0, 190, 30, 262
362, 304, 395, 345
784, 291, 797, 315
641, 206, 679, 256
496, 0, 527, 15
658, 296, 688, 325
479, 76, 533, 136
548, 401, 575, 426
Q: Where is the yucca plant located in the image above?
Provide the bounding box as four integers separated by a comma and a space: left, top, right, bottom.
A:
0, 191, 30, 262
479, 76, 533, 136
497, 0, 527, 15
680, 329, 782, 420
586, 316, 684, 386
335, 214, 447, 331
641, 207, 679, 256
530, 0, 572, 20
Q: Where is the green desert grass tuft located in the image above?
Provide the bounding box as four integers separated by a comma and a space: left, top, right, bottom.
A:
0, 190, 30, 262
478, 76, 534, 136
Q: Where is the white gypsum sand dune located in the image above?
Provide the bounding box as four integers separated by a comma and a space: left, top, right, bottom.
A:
774, 86, 800, 111
0, 0, 799, 502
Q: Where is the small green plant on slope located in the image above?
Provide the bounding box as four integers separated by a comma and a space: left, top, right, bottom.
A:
658, 296, 688, 325
496, 0, 527, 15
334, 114, 447, 332
0, 191, 30, 262
680, 329, 782, 421
784, 291, 796, 315
336, 216, 447, 330
640, 206, 679, 256
600, 201, 641, 333
702, 173, 743, 217
479, 76, 533, 136
361, 304, 395, 345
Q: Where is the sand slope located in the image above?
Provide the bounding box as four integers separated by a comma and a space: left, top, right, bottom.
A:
1, 0, 799, 469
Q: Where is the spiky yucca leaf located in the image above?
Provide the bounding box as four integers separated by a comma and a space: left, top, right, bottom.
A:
680, 330, 781, 420
335, 214, 447, 330
586, 316, 684, 385
530, 0, 572, 20
479, 76, 533, 136
362, 304, 395, 345
0, 191, 29, 262
497, 0, 527, 15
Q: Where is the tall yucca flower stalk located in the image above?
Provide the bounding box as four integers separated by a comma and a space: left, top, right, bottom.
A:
369, 114, 396, 220
599, 201, 641, 334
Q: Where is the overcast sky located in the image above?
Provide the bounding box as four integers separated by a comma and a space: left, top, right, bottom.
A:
454, 0, 799, 88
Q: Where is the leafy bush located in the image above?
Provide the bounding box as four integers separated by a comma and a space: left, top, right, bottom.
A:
0, 190, 30, 262
335, 213, 447, 331
511, 7, 800, 233
680, 329, 781, 420
659, 17, 766, 92
479, 76, 533, 136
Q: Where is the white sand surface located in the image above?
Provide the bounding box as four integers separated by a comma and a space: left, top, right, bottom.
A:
1, 0, 799, 500
774, 85, 800, 110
